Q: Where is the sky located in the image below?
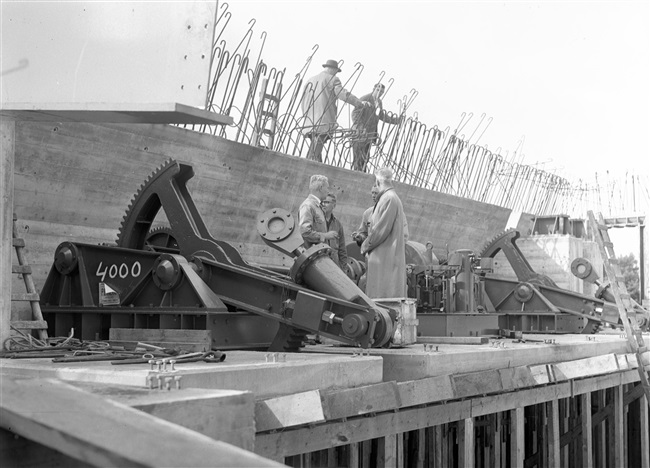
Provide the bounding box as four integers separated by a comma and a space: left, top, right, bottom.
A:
223, 0, 650, 180
2, 0, 647, 258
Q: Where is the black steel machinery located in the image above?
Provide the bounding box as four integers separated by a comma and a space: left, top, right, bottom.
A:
40, 160, 396, 351
407, 229, 649, 335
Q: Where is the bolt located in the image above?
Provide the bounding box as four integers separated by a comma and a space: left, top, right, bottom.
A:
149, 359, 156, 370
169, 360, 176, 371
156, 360, 163, 372
165, 377, 173, 391
174, 375, 183, 390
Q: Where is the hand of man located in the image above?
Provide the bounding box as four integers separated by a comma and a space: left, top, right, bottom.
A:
360, 238, 370, 255
323, 230, 339, 241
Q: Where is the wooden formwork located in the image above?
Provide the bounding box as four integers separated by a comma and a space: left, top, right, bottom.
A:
258, 368, 650, 468
2, 337, 650, 467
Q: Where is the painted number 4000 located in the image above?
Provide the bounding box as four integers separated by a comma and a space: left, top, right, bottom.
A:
95, 261, 141, 282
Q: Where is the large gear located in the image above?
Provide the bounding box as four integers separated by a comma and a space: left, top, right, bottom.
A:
144, 226, 179, 254
480, 229, 558, 288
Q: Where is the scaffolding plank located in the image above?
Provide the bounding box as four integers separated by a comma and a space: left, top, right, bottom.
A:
256, 390, 324, 432
0, 377, 281, 467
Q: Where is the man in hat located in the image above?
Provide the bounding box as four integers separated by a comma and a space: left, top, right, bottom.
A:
351, 83, 404, 172
300, 59, 367, 162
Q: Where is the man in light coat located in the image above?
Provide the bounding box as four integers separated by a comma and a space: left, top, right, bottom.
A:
360, 167, 407, 298
300, 59, 366, 162
298, 174, 339, 248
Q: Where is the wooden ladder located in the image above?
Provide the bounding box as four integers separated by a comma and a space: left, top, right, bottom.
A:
587, 210, 650, 403
10, 213, 48, 342
252, 78, 282, 149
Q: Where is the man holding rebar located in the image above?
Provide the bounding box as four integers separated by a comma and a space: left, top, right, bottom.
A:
300, 59, 366, 162
351, 83, 403, 172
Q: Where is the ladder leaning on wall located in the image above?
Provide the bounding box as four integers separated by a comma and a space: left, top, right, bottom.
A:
8, 213, 48, 348
587, 210, 650, 406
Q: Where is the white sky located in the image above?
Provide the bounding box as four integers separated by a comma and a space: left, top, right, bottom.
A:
224, 0, 650, 180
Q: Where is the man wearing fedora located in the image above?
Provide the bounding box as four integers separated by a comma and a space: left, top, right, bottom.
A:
300, 59, 367, 162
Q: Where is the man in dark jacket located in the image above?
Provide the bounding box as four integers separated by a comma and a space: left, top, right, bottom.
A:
351, 83, 403, 172
321, 192, 348, 270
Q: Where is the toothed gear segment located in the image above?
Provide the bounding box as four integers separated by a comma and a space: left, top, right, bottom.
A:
582, 319, 602, 335
268, 323, 309, 352
480, 229, 519, 258
144, 226, 179, 254
116, 159, 190, 250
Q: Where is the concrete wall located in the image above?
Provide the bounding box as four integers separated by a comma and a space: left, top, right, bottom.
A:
11, 121, 511, 307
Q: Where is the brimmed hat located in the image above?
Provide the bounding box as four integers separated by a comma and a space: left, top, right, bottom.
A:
322, 59, 341, 72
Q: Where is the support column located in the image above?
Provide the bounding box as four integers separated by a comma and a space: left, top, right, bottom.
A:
0, 120, 15, 349
641, 394, 650, 468
614, 384, 625, 466
510, 407, 525, 467
548, 399, 561, 467
348, 442, 359, 468
581, 392, 593, 468
458, 417, 474, 467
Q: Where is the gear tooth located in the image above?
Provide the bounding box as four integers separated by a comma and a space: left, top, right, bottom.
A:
116, 160, 190, 249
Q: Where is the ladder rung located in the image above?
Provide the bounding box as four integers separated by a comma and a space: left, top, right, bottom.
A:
10, 320, 48, 330
597, 223, 609, 231
12, 265, 32, 274
11, 293, 40, 302
12, 238, 25, 248
604, 241, 614, 248
263, 94, 280, 102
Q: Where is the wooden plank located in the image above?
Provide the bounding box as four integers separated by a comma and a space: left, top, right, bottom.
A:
1, 120, 15, 352
458, 418, 475, 467
548, 399, 561, 467
1, 103, 233, 126
510, 407, 525, 468
10, 320, 48, 329
12, 264, 31, 274
361, 440, 371, 468
71, 381, 256, 451
381, 434, 398, 468
581, 392, 593, 468
0, 376, 282, 467
417, 336, 489, 345
453, 369, 503, 398
322, 381, 401, 420
416, 428, 425, 468
11, 292, 39, 301
434, 425, 443, 467
255, 400, 473, 459
614, 384, 625, 467
256, 390, 325, 432
396, 375, 454, 408
551, 354, 621, 381
348, 442, 359, 468
109, 328, 211, 351
640, 394, 650, 468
